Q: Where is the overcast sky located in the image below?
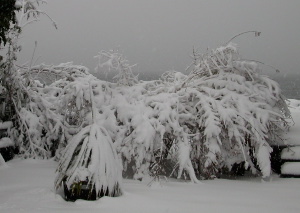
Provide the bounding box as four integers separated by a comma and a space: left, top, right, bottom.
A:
17, 0, 300, 80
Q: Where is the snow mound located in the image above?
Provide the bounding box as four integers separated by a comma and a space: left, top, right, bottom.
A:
281, 162, 300, 175
0, 137, 14, 148
0, 121, 12, 130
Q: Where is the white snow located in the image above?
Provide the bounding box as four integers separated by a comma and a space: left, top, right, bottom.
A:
0, 101, 300, 212
14, 1, 23, 9
0, 121, 12, 130
0, 137, 14, 148
281, 162, 300, 175
0, 158, 300, 213
1, 81, 300, 212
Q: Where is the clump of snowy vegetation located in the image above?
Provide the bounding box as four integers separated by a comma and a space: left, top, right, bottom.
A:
0, 1, 292, 202
180, 43, 290, 178
95, 50, 138, 86
55, 83, 123, 199
10, 43, 291, 183
0, 0, 57, 159
1, 42, 290, 186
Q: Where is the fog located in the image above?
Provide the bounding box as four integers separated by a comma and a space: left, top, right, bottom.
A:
17, 0, 300, 80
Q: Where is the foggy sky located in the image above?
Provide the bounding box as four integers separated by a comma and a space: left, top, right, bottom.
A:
17, 0, 300, 80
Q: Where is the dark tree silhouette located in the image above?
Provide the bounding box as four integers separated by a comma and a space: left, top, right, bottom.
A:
0, 0, 20, 47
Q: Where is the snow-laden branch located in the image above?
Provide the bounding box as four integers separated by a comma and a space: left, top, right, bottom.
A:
94, 50, 138, 86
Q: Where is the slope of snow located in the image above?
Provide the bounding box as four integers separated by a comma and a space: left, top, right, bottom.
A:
0, 158, 300, 213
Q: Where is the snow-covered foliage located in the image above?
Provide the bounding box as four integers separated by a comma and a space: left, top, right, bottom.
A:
55, 82, 123, 199
0, 0, 57, 158
55, 123, 123, 198
1, 29, 290, 184
55, 44, 289, 182
6, 63, 91, 158
95, 50, 138, 86
180, 43, 290, 178
0, 1, 295, 204
16, 0, 57, 30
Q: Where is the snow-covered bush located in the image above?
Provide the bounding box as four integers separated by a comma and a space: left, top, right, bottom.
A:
55, 82, 123, 200
3, 63, 90, 158
0, 0, 57, 159
179, 43, 290, 178
47, 43, 291, 183
1, 3, 291, 183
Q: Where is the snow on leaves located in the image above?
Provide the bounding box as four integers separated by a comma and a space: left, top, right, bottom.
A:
7, 43, 290, 182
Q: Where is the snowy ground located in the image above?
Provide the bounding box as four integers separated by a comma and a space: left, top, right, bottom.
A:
1, 100, 300, 213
